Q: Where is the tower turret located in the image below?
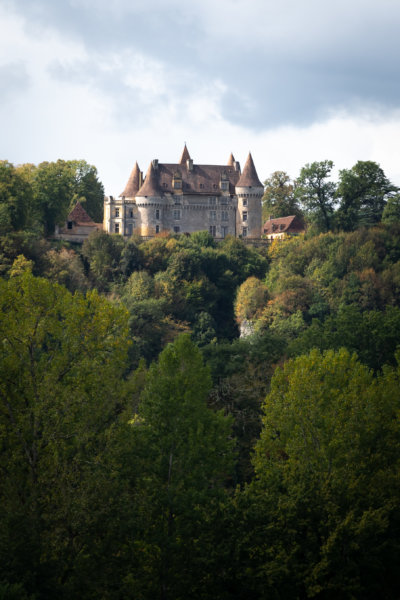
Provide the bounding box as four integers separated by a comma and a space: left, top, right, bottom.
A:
235, 153, 263, 238
135, 161, 165, 236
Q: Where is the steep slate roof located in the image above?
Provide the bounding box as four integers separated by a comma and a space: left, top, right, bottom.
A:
236, 153, 263, 187
156, 163, 241, 195
263, 215, 304, 235
136, 161, 163, 196
121, 162, 141, 197
67, 202, 94, 224
179, 144, 191, 165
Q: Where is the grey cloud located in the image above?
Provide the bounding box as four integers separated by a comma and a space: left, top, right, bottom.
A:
7, 0, 400, 129
0, 62, 30, 103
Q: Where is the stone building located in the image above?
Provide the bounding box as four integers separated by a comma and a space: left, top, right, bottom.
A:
54, 201, 102, 243
262, 215, 305, 240
103, 145, 263, 239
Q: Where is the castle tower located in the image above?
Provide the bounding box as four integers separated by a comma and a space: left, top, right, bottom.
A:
235, 153, 263, 238
135, 160, 165, 236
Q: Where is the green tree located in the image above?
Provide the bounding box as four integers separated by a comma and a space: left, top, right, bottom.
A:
128, 334, 234, 599
382, 193, 400, 224
295, 160, 336, 232
336, 161, 398, 230
239, 348, 400, 599
262, 170, 302, 221
68, 159, 104, 223
0, 161, 34, 233
0, 270, 131, 597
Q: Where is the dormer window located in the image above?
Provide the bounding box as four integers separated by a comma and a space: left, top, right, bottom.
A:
67, 221, 73, 230
172, 171, 182, 190
220, 180, 229, 191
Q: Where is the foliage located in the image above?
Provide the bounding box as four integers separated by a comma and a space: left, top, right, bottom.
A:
262, 170, 302, 221
0, 271, 130, 597
294, 160, 336, 232
238, 349, 400, 599
125, 334, 234, 598
336, 161, 398, 231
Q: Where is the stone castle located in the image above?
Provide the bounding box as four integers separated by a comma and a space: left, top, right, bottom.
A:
103, 145, 263, 239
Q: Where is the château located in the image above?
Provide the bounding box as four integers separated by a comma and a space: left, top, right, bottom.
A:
103, 145, 263, 239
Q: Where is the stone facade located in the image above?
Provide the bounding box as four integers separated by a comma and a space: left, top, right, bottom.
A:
104, 146, 263, 239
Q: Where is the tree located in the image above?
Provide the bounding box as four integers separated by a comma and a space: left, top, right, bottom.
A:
262, 171, 302, 221
295, 160, 336, 232
382, 193, 400, 224
81, 230, 125, 290
234, 276, 269, 327
128, 335, 234, 599
238, 348, 400, 599
68, 159, 104, 223
0, 270, 131, 597
0, 161, 33, 233
336, 161, 398, 230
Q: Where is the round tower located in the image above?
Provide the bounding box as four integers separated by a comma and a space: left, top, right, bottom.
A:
235, 153, 263, 239
135, 160, 166, 236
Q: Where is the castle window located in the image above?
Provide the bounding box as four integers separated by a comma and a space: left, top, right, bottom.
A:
115, 208, 120, 218
126, 223, 133, 236
209, 210, 216, 221
200, 183, 204, 189
115, 223, 120, 234
173, 180, 182, 190
242, 227, 248, 238
221, 211, 228, 221
67, 221, 73, 230
209, 225, 216, 236
155, 209, 160, 219
156, 225, 160, 234
209, 197, 216, 205
221, 226, 228, 238
174, 226, 180, 233
220, 181, 229, 191
173, 209, 181, 220
243, 211, 248, 222
129, 209, 134, 218
243, 199, 248, 207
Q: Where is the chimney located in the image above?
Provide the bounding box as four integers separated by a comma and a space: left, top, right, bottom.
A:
152, 159, 159, 170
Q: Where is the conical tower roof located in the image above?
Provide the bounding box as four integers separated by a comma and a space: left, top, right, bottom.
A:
227, 153, 235, 166
136, 161, 162, 196
236, 153, 262, 187
179, 144, 191, 165
120, 161, 141, 197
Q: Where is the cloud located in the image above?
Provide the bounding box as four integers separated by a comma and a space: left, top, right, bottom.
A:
6, 0, 400, 128
1, 0, 400, 196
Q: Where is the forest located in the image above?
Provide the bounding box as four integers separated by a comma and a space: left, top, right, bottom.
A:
1, 157, 400, 599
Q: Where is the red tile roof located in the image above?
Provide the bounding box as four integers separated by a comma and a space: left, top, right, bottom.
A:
67, 202, 94, 224
236, 153, 263, 187
263, 215, 304, 235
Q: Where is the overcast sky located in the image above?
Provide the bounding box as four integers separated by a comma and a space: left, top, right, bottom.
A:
1, 0, 400, 195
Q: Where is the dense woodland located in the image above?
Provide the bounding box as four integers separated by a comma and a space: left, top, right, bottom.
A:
1, 157, 400, 599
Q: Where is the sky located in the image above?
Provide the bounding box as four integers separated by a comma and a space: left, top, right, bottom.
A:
1, 0, 400, 195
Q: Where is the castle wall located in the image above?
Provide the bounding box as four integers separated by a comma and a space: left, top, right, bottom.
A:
135, 194, 237, 238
